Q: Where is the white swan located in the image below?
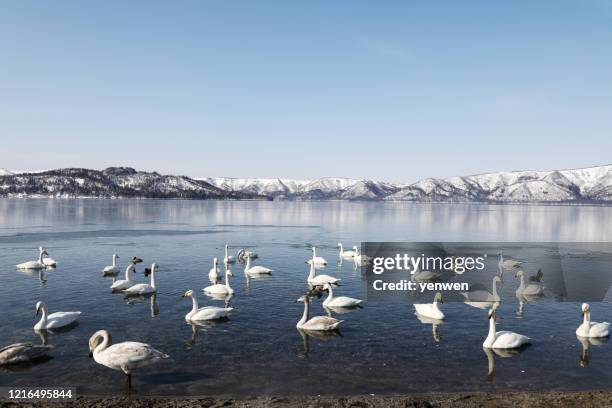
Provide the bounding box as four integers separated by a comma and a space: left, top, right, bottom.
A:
123, 263, 158, 296
102, 254, 120, 275
16, 250, 48, 270
515, 270, 543, 297
462, 276, 503, 309
88, 329, 168, 386
208, 257, 221, 280
352, 246, 371, 264
0, 343, 53, 365
414, 292, 445, 320
296, 295, 342, 331
338, 243, 357, 259
483, 308, 530, 349
111, 264, 137, 292
306, 246, 328, 265
411, 267, 442, 283
223, 244, 235, 264
498, 250, 521, 269
182, 290, 233, 321
576, 303, 610, 338
244, 256, 273, 275
203, 269, 234, 295
39, 247, 57, 267
322, 283, 362, 307
307, 262, 340, 286
33, 301, 81, 330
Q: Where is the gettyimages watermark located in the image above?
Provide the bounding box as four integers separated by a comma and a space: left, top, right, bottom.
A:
358, 242, 612, 303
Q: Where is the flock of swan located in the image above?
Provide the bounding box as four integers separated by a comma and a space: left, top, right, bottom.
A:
2, 244, 610, 385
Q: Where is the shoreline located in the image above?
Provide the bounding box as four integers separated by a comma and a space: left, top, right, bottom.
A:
4, 390, 612, 408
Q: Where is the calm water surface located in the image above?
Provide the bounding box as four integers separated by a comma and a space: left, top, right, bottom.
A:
0, 199, 611, 396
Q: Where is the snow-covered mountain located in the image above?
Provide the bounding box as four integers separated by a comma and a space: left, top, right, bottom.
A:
202, 177, 399, 200
1, 164, 611, 203
385, 164, 612, 203
0, 168, 14, 176
0, 167, 264, 199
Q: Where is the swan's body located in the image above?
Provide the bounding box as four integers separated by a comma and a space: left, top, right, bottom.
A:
498, 251, 521, 269
462, 276, 503, 309
203, 270, 234, 295
88, 330, 168, 380
414, 292, 445, 320
338, 243, 357, 259
123, 263, 158, 296
296, 295, 342, 331
244, 256, 273, 275
576, 303, 610, 338
16, 250, 48, 270
515, 270, 543, 297
103, 254, 120, 275
39, 247, 57, 267
223, 244, 235, 264
182, 290, 232, 321
307, 262, 340, 286
111, 264, 137, 291
33, 301, 81, 330
209, 257, 221, 280
307, 247, 328, 265
0, 343, 53, 365
322, 283, 362, 307
483, 309, 530, 349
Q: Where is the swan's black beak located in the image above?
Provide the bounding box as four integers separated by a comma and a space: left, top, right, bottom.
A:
89, 351, 93, 358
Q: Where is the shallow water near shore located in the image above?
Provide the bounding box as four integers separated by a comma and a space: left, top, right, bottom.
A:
0, 199, 611, 396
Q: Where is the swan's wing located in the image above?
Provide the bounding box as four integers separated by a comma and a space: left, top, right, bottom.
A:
108, 342, 168, 368
494, 331, 530, 348
303, 316, 342, 330
47, 311, 81, 326
589, 322, 610, 337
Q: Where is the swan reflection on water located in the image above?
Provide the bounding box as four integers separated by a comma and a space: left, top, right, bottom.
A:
296, 328, 342, 358
124, 293, 159, 318
515, 293, 545, 318
483, 344, 530, 381
578, 336, 609, 367
415, 313, 444, 343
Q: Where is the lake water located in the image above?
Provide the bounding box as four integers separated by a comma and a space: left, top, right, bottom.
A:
1, 199, 611, 396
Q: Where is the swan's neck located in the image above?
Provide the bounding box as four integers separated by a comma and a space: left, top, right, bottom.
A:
584, 311, 591, 324
38, 252, 44, 263
492, 279, 499, 299
225, 272, 232, 289
499, 253, 504, 263
125, 265, 134, 280
37, 305, 49, 325
338, 244, 344, 255
190, 294, 199, 313
485, 316, 496, 345
308, 263, 316, 280
150, 266, 157, 288
326, 285, 334, 303
245, 257, 251, 271
298, 300, 309, 326
225, 245, 228, 258
95, 331, 112, 354
312, 248, 317, 258
518, 274, 525, 290
112, 255, 117, 267
433, 299, 441, 312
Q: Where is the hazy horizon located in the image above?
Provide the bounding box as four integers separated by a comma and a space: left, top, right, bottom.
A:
2, 1, 612, 181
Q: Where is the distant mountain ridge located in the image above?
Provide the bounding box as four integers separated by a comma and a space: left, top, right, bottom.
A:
1, 164, 612, 203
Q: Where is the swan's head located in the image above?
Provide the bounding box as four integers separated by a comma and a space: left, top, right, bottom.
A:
353, 246, 358, 251
88, 330, 109, 357
337, 242, 342, 247
39, 246, 44, 252
132, 256, 143, 264
487, 309, 496, 320
434, 292, 443, 303
323, 283, 331, 290
296, 295, 309, 303
113, 253, 119, 259
213, 257, 218, 264
226, 270, 234, 277
493, 276, 503, 284
515, 270, 524, 278
582, 303, 590, 314
35, 301, 45, 315
182, 289, 194, 298
40, 250, 49, 256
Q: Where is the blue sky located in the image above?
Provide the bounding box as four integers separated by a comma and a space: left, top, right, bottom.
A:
1, 1, 611, 182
